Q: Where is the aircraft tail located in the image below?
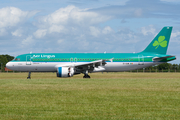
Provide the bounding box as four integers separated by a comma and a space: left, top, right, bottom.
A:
141, 26, 172, 54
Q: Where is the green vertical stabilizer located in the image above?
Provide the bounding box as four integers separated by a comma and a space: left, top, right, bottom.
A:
141, 26, 172, 54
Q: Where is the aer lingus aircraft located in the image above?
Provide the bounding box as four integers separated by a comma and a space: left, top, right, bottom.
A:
6, 27, 176, 79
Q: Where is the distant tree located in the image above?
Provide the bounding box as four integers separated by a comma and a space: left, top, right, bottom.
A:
172, 64, 178, 70
0, 56, 8, 71
146, 66, 153, 70
178, 64, 180, 70
0, 54, 14, 71
3, 54, 14, 61
169, 63, 172, 70
157, 63, 171, 70
153, 65, 158, 70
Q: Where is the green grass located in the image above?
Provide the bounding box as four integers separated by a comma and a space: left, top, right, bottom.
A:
0, 72, 180, 120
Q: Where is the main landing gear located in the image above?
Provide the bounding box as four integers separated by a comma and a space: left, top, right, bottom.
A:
83, 70, 90, 78
27, 72, 31, 79
83, 74, 90, 78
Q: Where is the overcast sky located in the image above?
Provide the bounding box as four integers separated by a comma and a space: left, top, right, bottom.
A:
0, 0, 180, 63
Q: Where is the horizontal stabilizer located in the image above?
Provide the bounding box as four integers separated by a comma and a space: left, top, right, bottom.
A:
153, 56, 176, 62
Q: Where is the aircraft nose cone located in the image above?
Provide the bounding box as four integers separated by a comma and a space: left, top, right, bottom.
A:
6, 62, 12, 69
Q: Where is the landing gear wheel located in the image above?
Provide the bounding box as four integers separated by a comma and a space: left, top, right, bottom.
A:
87, 75, 90, 78
83, 70, 90, 78
83, 74, 90, 78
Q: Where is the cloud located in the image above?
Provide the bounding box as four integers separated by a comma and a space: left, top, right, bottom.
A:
89, 26, 101, 37
22, 36, 34, 46
38, 5, 111, 26
0, 7, 38, 38
0, 7, 37, 28
34, 5, 111, 38
49, 25, 65, 34
102, 26, 113, 34
171, 31, 180, 38
171, 31, 180, 45
141, 25, 156, 36
11, 28, 23, 37
34, 29, 47, 38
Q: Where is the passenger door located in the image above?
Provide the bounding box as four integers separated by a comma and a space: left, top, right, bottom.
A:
26, 55, 31, 65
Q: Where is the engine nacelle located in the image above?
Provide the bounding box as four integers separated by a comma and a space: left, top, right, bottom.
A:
57, 67, 74, 77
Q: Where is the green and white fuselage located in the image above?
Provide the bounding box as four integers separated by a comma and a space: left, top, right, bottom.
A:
6, 27, 176, 78
6, 53, 175, 72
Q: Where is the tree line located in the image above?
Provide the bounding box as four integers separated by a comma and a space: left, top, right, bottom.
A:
0, 55, 14, 71
133, 63, 180, 72
0, 54, 179, 72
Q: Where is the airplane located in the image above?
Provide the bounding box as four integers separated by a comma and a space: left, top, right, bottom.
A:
6, 26, 176, 79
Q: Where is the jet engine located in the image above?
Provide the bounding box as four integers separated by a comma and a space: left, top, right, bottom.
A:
57, 67, 74, 77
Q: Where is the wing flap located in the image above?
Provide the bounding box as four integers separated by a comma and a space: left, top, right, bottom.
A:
55, 60, 106, 71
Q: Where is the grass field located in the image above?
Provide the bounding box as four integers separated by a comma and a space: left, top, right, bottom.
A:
0, 72, 180, 120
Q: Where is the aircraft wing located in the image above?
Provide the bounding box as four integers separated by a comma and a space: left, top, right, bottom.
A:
55, 60, 107, 73
153, 55, 176, 62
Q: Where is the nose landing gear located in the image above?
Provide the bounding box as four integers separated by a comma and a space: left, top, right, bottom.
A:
27, 72, 31, 79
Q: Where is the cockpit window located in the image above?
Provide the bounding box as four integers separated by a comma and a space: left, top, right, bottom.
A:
14, 58, 20, 61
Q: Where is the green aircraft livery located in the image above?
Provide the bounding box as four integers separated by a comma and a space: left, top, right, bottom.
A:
153, 36, 167, 49
6, 27, 176, 78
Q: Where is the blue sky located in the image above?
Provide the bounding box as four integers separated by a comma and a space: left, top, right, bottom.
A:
0, 0, 180, 63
